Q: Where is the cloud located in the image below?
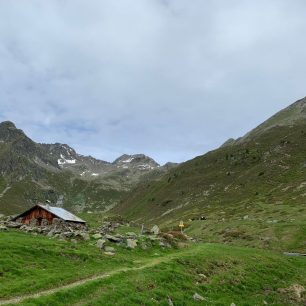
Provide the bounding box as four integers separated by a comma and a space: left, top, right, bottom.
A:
0, 0, 306, 164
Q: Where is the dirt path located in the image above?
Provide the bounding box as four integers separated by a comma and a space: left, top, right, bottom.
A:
0, 252, 184, 305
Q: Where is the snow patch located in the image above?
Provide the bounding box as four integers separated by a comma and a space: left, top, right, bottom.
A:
122, 157, 134, 163
58, 154, 76, 165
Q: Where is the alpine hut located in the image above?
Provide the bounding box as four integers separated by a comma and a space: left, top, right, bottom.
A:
12, 204, 86, 227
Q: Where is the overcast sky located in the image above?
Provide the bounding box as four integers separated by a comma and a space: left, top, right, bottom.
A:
0, 0, 306, 164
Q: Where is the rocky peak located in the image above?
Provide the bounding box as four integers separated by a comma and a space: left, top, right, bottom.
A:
113, 154, 160, 170
0, 121, 26, 142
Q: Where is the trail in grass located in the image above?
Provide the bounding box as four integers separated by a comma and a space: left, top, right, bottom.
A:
0, 248, 196, 306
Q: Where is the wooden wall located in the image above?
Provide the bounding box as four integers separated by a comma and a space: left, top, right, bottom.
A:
22, 207, 55, 225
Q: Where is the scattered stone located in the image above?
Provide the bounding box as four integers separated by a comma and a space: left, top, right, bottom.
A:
0, 225, 8, 231
167, 296, 174, 306
126, 239, 138, 249
151, 225, 160, 235
243, 215, 249, 220
230, 303, 237, 306
80, 233, 90, 241
105, 234, 121, 243
96, 239, 106, 249
6, 222, 21, 228
198, 274, 207, 279
104, 251, 115, 256
193, 293, 205, 301
126, 232, 137, 237
92, 233, 102, 239
104, 246, 116, 252
289, 284, 305, 300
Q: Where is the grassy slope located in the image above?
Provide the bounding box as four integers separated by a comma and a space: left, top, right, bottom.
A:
114, 123, 306, 252
0, 170, 126, 215
0, 231, 173, 300
0, 232, 304, 306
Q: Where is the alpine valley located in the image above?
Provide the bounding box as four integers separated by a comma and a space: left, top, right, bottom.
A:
0, 120, 177, 215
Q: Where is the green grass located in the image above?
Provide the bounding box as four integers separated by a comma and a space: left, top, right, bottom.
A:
0, 231, 173, 300
0, 231, 305, 305
19, 244, 306, 306
114, 123, 306, 252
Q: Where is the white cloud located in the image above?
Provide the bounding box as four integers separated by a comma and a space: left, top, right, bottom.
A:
0, 0, 306, 164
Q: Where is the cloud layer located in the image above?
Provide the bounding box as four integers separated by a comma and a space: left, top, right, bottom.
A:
0, 0, 306, 163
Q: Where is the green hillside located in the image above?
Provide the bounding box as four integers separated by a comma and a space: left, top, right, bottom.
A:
114, 98, 306, 252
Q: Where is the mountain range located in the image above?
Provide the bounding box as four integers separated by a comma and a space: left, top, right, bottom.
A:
1, 97, 306, 251
113, 97, 306, 251
0, 121, 176, 214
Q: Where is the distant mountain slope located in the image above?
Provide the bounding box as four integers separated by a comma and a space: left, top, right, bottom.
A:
114, 97, 306, 251
0, 121, 175, 214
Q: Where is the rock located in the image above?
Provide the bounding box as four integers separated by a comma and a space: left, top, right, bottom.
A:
104, 251, 115, 256
105, 234, 121, 243
92, 233, 102, 239
63, 231, 74, 238
0, 225, 8, 231
96, 239, 106, 249
151, 225, 160, 235
198, 274, 207, 279
193, 293, 205, 301
6, 222, 21, 228
71, 239, 78, 244
47, 229, 56, 237
291, 284, 305, 299
230, 303, 237, 306
243, 215, 249, 220
126, 239, 138, 249
104, 246, 116, 252
167, 296, 174, 306
126, 232, 137, 237
80, 232, 90, 241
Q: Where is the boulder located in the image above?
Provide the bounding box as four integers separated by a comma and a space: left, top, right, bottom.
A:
0, 225, 7, 231
105, 234, 121, 243
126, 239, 138, 249
92, 233, 102, 239
96, 239, 106, 249
193, 293, 205, 301
104, 246, 116, 252
104, 251, 115, 256
6, 222, 22, 228
151, 225, 160, 235
80, 232, 90, 241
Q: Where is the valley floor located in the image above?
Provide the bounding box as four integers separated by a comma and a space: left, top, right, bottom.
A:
0, 231, 305, 305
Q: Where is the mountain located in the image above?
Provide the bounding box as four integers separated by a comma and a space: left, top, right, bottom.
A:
0, 121, 175, 214
113, 97, 306, 251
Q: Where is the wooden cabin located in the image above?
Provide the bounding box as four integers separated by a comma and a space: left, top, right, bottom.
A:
12, 204, 86, 226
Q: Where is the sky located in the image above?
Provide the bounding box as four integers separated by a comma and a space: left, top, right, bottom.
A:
0, 0, 306, 164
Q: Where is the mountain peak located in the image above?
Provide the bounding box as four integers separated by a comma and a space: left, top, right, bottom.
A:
239, 96, 306, 143
0, 121, 17, 129
113, 154, 160, 169
0, 120, 27, 142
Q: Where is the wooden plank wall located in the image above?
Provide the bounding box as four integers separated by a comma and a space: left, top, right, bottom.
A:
22, 207, 54, 225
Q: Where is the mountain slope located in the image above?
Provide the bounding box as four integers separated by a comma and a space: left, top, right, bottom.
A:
0, 121, 174, 215
114, 97, 306, 251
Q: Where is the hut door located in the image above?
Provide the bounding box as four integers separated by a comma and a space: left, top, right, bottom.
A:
37, 217, 43, 226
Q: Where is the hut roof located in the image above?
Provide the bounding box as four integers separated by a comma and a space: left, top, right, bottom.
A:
13, 204, 86, 223
38, 204, 86, 223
